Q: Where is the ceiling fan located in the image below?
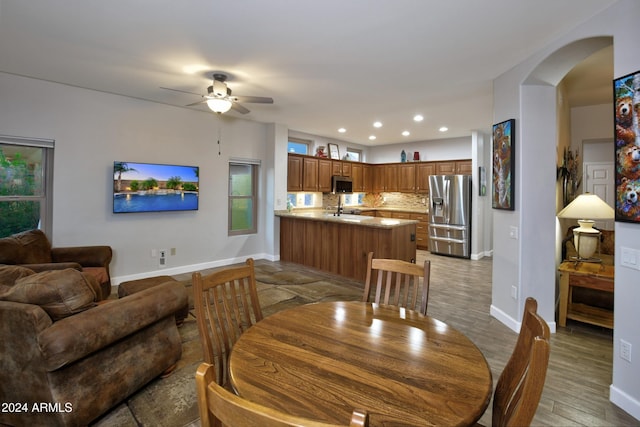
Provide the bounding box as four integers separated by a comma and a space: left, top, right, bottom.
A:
161, 73, 273, 114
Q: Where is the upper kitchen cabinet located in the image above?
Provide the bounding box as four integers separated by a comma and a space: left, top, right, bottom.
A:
318, 158, 333, 193
302, 156, 319, 191
398, 163, 416, 192
435, 160, 472, 175
455, 160, 472, 175
287, 154, 303, 192
332, 160, 352, 177
415, 162, 436, 193
384, 164, 399, 192
351, 163, 363, 192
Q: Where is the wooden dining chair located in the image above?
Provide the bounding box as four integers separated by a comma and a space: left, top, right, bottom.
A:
192, 258, 263, 386
196, 362, 369, 427
362, 252, 431, 315
486, 297, 551, 427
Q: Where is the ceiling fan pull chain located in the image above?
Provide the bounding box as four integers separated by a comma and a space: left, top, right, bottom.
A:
218, 127, 222, 156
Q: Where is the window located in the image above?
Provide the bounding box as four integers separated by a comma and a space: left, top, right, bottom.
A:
345, 148, 362, 162
229, 161, 258, 235
0, 136, 54, 238
287, 137, 310, 155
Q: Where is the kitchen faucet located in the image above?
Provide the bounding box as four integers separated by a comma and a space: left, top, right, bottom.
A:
335, 195, 343, 216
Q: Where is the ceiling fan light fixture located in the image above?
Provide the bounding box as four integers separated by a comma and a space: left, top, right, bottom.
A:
207, 98, 232, 113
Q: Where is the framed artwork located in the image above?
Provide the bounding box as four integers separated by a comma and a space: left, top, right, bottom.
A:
614, 70, 640, 223
328, 143, 340, 160
492, 119, 515, 210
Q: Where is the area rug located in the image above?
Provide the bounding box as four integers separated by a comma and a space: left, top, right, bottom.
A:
92, 262, 364, 426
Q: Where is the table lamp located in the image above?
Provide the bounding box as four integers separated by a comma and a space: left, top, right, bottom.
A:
557, 193, 614, 262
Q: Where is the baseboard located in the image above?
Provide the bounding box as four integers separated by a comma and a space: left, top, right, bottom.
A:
110, 252, 276, 286
490, 304, 520, 333
471, 250, 493, 260
610, 385, 640, 421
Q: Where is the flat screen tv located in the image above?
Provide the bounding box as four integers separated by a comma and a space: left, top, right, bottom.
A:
113, 161, 199, 213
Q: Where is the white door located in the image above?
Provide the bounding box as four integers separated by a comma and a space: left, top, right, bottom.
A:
583, 161, 614, 230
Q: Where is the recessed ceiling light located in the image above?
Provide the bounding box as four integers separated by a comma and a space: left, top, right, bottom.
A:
338, 128, 346, 133
402, 131, 410, 137
373, 121, 383, 128
439, 126, 448, 132
369, 135, 376, 141
413, 114, 424, 122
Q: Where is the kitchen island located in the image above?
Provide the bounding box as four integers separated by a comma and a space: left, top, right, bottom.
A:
276, 210, 417, 281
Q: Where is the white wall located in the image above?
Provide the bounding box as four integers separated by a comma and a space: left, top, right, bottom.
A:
0, 72, 276, 282
288, 129, 370, 161
367, 136, 471, 164
492, 0, 640, 419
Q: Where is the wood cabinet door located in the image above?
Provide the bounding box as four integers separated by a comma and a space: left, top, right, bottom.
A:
455, 160, 472, 175
384, 164, 399, 192
436, 161, 456, 175
332, 161, 342, 176
415, 162, 436, 193
372, 165, 385, 193
302, 157, 319, 191
351, 163, 363, 192
287, 154, 303, 192
398, 163, 416, 192
363, 164, 373, 192
318, 159, 333, 192
341, 161, 352, 177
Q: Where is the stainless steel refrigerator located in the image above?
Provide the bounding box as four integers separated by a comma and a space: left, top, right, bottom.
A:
428, 175, 471, 258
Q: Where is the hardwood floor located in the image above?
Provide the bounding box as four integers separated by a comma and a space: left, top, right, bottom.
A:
414, 251, 636, 426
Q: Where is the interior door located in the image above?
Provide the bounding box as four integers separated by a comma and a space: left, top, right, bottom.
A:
584, 161, 614, 230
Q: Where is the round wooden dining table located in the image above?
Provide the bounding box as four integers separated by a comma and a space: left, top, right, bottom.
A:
229, 301, 492, 426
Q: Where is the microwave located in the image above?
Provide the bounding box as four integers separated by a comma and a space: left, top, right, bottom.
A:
332, 176, 353, 194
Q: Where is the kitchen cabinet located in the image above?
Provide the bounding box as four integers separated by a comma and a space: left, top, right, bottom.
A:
302, 157, 319, 191
398, 163, 416, 192
287, 154, 303, 192
415, 162, 436, 193
412, 213, 429, 250
318, 158, 333, 193
351, 163, 363, 192
372, 165, 386, 193
384, 164, 399, 192
436, 161, 456, 175
332, 160, 352, 177
455, 160, 472, 175
363, 164, 373, 192
280, 216, 416, 281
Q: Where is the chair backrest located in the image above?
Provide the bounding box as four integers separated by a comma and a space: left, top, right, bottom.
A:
196, 362, 369, 427
362, 252, 431, 315
192, 258, 263, 385
492, 297, 551, 427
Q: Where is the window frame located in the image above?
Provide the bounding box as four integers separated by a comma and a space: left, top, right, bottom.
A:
287, 137, 311, 155
0, 135, 54, 238
228, 160, 259, 236
346, 147, 362, 162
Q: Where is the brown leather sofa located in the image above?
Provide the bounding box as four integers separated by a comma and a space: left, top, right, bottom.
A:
0, 229, 113, 299
0, 266, 187, 427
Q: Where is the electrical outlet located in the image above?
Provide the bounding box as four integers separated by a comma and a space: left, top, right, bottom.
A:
509, 226, 519, 240
170, 247, 176, 256
621, 339, 632, 362
151, 249, 157, 258
159, 249, 167, 259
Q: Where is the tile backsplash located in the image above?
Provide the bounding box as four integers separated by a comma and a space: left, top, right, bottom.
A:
322, 192, 428, 210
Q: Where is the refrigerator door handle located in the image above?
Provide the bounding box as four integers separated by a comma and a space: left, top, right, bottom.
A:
444, 178, 450, 224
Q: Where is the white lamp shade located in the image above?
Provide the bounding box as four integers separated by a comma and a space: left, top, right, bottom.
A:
558, 193, 613, 261
206, 98, 232, 113
557, 193, 614, 220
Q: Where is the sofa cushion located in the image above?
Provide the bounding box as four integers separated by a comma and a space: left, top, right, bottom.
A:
0, 229, 53, 264
0, 265, 35, 287
0, 269, 97, 321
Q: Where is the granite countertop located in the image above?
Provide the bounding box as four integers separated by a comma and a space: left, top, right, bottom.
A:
275, 210, 418, 228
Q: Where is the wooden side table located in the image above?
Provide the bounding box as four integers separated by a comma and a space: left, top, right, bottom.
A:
558, 261, 614, 328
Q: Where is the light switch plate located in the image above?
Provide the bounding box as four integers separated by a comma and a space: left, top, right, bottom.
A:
509, 226, 519, 239
621, 247, 640, 270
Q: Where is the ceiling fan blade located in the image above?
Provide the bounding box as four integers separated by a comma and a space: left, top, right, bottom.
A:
185, 100, 206, 107
231, 102, 250, 114
160, 87, 203, 97
230, 95, 274, 104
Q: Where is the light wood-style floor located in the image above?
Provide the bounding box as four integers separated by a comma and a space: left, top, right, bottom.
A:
413, 251, 636, 426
